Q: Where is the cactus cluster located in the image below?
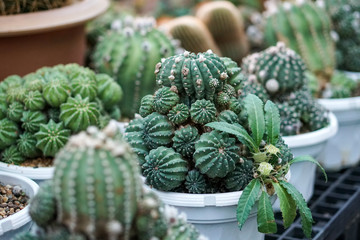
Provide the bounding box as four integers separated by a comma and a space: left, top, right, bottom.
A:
0, 0, 76, 15
161, 1, 249, 63
92, 16, 180, 118
125, 50, 292, 194
15, 123, 205, 240
264, 0, 336, 94
0, 64, 123, 165
324, 0, 360, 72
242, 42, 330, 135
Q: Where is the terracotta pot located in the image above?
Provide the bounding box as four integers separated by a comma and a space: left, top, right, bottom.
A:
0, 0, 109, 80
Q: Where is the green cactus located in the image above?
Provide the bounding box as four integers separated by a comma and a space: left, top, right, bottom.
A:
156, 50, 228, 102
164, 219, 202, 240
190, 99, 216, 125
7, 101, 24, 122
142, 112, 174, 149
277, 102, 301, 136
92, 17, 177, 118
194, 131, 240, 178
96, 74, 123, 110
172, 126, 199, 159
143, 146, 188, 191
42, 78, 71, 107
24, 73, 44, 92
224, 159, 254, 191
0, 75, 23, 92
124, 118, 148, 165
1, 145, 25, 165
59, 95, 100, 132
167, 103, 190, 125
11, 233, 41, 240
153, 87, 180, 114
196, 1, 249, 63
17, 132, 41, 158
303, 102, 330, 132
185, 170, 207, 194
47, 108, 61, 123
70, 73, 97, 101
218, 110, 240, 124
35, 120, 71, 157
29, 181, 56, 227
0, 0, 74, 15
139, 95, 155, 118
23, 91, 46, 111
264, 0, 335, 91
0, 118, 19, 150
52, 125, 142, 240
242, 42, 306, 95
21, 111, 48, 133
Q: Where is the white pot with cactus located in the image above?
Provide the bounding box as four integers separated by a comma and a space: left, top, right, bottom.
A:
0, 172, 39, 239
0, 64, 123, 183
125, 50, 326, 240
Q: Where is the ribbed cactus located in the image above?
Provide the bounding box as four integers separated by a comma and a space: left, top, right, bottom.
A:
17, 132, 41, 158
190, 99, 217, 125
23, 91, 45, 111
241, 43, 330, 135
167, 103, 190, 125
16, 123, 204, 240
143, 146, 188, 191
96, 74, 123, 110
324, 0, 360, 72
172, 126, 199, 158
264, 0, 335, 91
42, 78, 71, 107
153, 87, 180, 114
196, 1, 249, 63
7, 101, 24, 122
185, 169, 207, 194
224, 158, 253, 191
59, 95, 100, 132
161, 16, 222, 55
2, 145, 25, 165
21, 111, 47, 133
0, 118, 19, 150
92, 17, 178, 118
142, 112, 174, 149
0, 0, 74, 15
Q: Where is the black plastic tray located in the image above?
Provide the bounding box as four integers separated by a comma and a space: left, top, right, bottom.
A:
265, 166, 360, 240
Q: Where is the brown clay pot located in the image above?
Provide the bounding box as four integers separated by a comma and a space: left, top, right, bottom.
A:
0, 0, 109, 80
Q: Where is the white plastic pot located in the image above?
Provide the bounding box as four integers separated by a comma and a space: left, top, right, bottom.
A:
318, 96, 360, 171
0, 162, 54, 184
147, 187, 277, 240
0, 172, 39, 240
342, 70, 360, 81
281, 112, 338, 203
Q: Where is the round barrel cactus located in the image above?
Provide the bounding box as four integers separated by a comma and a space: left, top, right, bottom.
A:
92, 17, 178, 118
0, 119, 19, 150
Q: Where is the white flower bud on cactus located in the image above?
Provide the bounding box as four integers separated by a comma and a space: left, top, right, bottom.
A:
257, 162, 274, 176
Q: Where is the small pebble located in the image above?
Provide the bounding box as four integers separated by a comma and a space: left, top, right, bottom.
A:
0, 183, 29, 219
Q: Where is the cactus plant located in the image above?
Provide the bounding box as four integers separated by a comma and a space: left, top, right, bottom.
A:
324, 0, 360, 72
241, 42, 330, 135
0, 64, 123, 166
264, 0, 336, 93
196, 1, 249, 63
15, 123, 205, 240
0, 0, 76, 15
92, 16, 179, 118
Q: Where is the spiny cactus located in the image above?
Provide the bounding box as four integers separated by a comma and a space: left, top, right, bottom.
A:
0, 118, 19, 150
92, 16, 179, 118
18, 123, 204, 240
264, 0, 335, 92
0, 0, 75, 15
1, 145, 25, 165
96, 74, 123, 110
224, 158, 253, 192
142, 112, 174, 149
167, 103, 190, 125
161, 16, 222, 55
241, 43, 330, 135
7, 101, 24, 122
185, 170, 207, 194
324, 0, 360, 72
153, 86, 180, 114
17, 132, 41, 158
42, 78, 71, 108
190, 99, 216, 124
23, 90, 46, 111
21, 111, 47, 133
196, 1, 249, 63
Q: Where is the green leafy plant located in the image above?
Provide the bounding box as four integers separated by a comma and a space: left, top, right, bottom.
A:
207, 94, 326, 237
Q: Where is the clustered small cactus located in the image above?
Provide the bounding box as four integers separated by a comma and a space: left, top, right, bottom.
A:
0, 0, 77, 15
92, 16, 180, 118
0, 64, 123, 165
126, 50, 292, 195
14, 123, 205, 240
242, 42, 330, 136
324, 0, 360, 72
264, 0, 336, 95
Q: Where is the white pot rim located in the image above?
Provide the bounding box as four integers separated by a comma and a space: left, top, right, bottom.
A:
283, 112, 338, 148
318, 96, 360, 112
0, 172, 39, 235
0, 0, 109, 37
145, 172, 290, 207
0, 162, 54, 180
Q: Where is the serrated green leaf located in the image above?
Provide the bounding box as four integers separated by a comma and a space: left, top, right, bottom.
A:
244, 94, 265, 147
257, 191, 277, 233
273, 182, 296, 228
237, 179, 261, 230
289, 155, 327, 182
206, 122, 258, 153
264, 100, 280, 145
280, 180, 313, 238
